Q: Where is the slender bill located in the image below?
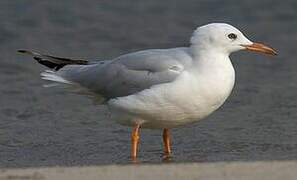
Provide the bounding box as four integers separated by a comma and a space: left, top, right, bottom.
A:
241, 43, 277, 56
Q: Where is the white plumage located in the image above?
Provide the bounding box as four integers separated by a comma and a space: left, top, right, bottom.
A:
19, 23, 277, 158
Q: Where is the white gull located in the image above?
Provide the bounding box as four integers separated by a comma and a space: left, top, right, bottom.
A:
18, 23, 277, 160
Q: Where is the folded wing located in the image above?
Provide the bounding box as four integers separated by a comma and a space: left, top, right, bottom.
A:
33, 48, 192, 102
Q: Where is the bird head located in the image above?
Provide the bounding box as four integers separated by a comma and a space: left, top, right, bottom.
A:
190, 23, 277, 56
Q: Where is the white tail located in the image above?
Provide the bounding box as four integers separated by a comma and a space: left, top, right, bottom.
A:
41, 70, 72, 84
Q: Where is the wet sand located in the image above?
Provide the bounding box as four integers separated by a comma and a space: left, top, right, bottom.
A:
2, 161, 297, 180
0, 0, 297, 168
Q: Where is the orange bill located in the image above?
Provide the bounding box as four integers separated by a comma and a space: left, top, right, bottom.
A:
241, 42, 277, 56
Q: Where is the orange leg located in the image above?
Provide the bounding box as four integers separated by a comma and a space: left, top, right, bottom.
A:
131, 124, 141, 160
162, 128, 171, 156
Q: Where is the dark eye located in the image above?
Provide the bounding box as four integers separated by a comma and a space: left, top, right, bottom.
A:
228, 33, 237, 40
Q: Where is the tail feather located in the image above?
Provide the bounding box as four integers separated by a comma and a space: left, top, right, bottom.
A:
41, 70, 71, 84
18, 50, 105, 103
17, 49, 88, 70
40, 70, 105, 103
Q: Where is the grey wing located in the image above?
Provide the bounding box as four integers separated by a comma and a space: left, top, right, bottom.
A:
53, 47, 192, 100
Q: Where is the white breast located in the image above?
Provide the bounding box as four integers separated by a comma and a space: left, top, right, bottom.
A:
108, 57, 235, 129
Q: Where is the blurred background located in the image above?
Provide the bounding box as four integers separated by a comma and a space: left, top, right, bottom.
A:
0, 0, 296, 168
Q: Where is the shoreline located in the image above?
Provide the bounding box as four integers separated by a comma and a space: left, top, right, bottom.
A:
1, 160, 297, 180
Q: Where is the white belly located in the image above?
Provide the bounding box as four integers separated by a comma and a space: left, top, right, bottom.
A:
107, 69, 235, 129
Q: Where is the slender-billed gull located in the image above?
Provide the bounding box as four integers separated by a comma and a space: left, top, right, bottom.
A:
18, 23, 277, 160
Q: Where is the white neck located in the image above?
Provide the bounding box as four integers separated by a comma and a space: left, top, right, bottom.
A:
189, 43, 235, 96
190, 44, 233, 72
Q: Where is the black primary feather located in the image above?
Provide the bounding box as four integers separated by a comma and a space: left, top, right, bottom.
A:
17, 49, 88, 70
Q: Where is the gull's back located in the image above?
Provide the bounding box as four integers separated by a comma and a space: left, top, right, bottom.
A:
44, 47, 193, 101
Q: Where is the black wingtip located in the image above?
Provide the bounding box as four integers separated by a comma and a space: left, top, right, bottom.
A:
17, 49, 28, 53
17, 49, 36, 56
17, 49, 34, 55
